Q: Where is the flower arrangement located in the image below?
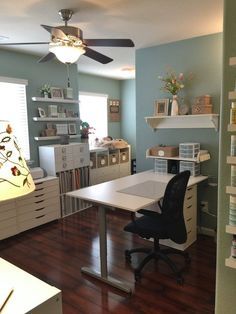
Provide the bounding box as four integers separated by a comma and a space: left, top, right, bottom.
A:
80, 121, 95, 138
40, 84, 51, 96
158, 69, 185, 96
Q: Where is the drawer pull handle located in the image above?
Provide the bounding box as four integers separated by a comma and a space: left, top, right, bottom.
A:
35, 194, 44, 198
187, 218, 192, 222
36, 188, 44, 192
187, 230, 192, 235
187, 205, 192, 209
187, 196, 192, 200
35, 207, 45, 211
36, 214, 45, 219
35, 200, 44, 204
187, 187, 193, 191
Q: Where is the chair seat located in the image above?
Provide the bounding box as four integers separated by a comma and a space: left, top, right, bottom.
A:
124, 215, 169, 239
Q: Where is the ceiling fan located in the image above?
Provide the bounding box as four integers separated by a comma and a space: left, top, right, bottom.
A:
0, 9, 134, 65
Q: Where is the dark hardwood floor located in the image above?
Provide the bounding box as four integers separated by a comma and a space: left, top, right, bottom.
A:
0, 207, 216, 314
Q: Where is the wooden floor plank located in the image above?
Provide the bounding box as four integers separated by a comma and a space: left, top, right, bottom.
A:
0, 207, 216, 314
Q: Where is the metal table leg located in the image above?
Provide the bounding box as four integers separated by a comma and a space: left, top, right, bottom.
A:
81, 205, 132, 293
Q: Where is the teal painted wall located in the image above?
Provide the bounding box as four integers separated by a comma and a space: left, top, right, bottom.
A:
215, 0, 236, 313
136, 33, 222, 231
78, 73, 121, 139
120, 79, 136, 159
0, 49, 79, 166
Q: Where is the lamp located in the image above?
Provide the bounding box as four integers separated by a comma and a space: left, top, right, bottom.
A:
49, 43, 85, 64
0, 120, 35, 201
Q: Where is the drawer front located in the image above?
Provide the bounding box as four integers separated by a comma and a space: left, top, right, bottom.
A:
18, 210, 59, 232
185, 185, 196, 200
17, 197, 60, 215
55, 146, 74, 172
73, 144, 90, 168
0, 217, 17, 229
0, 225, 18, 240
0, 201, 15, 214
55, 159, 74, 172
16, 189, 59, 206
18, 203, 60, 222
34, 178, 59, 190
0, 208, 16, 221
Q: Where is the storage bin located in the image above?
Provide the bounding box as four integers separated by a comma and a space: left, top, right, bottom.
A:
90, 155, 96, 169
154, 159, 168, 174
97, 155, 108, 168
109, 152, 119, 165
120, 150, 129, 163
179, 161, 200, 176
191, 104, 213, 115
179, 143, 200, 159
149, 145, 179, 157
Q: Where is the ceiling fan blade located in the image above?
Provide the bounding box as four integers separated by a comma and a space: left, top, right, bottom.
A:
38, 52, 55, 63
83, 47, 113, 64
0, 42, 49, 46
84, 39, 134, 47
41, 25, 68, 40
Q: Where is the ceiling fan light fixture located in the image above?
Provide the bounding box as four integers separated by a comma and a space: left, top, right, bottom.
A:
49, 44, 85, 64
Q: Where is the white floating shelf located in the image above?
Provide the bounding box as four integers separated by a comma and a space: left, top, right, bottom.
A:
229, 57, 236, 67
33, 117, 80, 122
228, 124, 236, 132
32, 97, 79, 104
146, 151, 210, 163
227, 156, 236, 164
226, 186, 236, 195
225, 257, 236, 269
34, 135, 81, 141
145, 114, 219, 131
226, 225, 236, 234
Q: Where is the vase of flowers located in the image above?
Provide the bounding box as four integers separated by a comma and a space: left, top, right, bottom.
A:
158, 70, 185, 116
40, 84, 51, 98
80, 121, 95, 143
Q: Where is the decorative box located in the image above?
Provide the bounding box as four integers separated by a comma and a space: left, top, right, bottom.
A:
149, 145, 179, 157
194, 95, 212, 106
191, 104, 213, 115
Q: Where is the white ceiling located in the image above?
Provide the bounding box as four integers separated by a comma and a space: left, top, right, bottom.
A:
0, 0, 223, 80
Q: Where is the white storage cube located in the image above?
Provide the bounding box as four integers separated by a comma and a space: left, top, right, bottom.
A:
179, 143, 200, 159
154, 159, 168, 173
179, 161, 200, 176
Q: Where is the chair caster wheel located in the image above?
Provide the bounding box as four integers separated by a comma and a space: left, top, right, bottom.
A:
125, 250, 132, 263
177, 276, 184, 285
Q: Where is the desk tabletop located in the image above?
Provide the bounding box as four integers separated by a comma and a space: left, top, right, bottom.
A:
67, 170, 207, 212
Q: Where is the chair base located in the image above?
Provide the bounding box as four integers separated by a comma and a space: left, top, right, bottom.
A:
125, 246, 191, 284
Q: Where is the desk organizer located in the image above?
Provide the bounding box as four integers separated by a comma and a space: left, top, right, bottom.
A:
179, 143, 200, 159
179, 161, 200, 176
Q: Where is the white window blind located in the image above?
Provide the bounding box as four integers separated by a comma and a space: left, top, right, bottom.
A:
79, 92, 108, 140
0, 78, 30, 160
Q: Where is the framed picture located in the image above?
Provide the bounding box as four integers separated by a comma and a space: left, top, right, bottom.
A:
48, 105, 58, 117
38, 107, 46, 118
50, 87, 64, 99
108, 99, 120, 122
154, 99, 169, 116
68, 123, 76, 135
56, 124, 68, 135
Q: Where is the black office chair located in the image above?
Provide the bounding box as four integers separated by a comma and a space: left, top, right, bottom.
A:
124, 170, 191, 284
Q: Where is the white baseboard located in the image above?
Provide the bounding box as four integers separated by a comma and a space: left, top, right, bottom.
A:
197, 226, 216, 238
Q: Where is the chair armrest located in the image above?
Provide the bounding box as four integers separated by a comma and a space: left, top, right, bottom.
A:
137, 208, 162, 218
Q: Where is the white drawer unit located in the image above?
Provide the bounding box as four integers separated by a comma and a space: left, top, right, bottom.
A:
0, 176, 60, 240
160, 184, 197, 250
39, 143, 90, 175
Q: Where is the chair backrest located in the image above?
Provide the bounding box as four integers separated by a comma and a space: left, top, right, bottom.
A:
161, 170, 191, 244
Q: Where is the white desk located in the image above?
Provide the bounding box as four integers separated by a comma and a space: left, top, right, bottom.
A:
0, 258, 62, 314
67, 170, 207, 293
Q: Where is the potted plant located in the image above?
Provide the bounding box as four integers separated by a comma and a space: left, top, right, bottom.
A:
40, 84, 51, 98
80, 121, 95, 142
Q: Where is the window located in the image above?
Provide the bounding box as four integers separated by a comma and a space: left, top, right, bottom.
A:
0, 77, 30, 160
79, 92, 108, 141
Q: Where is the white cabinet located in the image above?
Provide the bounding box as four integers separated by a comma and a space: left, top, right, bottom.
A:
0, 257, 62, 314
39, 143, 90, 217
0, 176, 60, 240
89, 146, 131, 185
160, 185, 197, 250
